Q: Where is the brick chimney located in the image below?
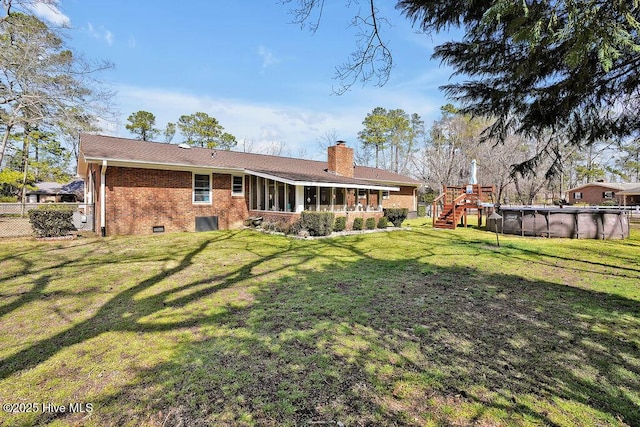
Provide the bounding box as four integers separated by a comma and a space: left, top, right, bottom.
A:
327, 141, 354, 177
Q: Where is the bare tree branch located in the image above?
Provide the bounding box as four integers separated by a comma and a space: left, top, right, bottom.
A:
333, 0, 392, 94
283, 0, 392, 95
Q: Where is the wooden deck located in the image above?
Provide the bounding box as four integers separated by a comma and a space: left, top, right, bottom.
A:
432, 185, 495, 230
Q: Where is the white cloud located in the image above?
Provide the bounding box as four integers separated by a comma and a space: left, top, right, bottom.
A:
106, 76, 449, 159
105, 30, 114, 46
110, 85, 366, 159
257, 46, 280, 69
28, 1, 70, 27
86, 22, 114, 46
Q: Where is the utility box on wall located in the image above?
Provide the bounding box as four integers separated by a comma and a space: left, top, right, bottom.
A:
195, 216, 218, 232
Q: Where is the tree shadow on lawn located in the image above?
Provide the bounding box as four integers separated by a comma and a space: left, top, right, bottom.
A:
79, 244, 639, 425
2, 230, 638, 426
0, 231, 306, 380
404, 226, 640, 282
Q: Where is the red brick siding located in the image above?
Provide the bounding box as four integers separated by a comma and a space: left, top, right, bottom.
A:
569, 185, 623, 205
328, 144, 354, 177
103, 167, 249, 235
340, 212, 384, 230
384, 186, 416, 211
368, 190, 379, 209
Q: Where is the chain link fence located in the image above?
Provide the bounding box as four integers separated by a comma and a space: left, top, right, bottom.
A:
0, 203, 94, 238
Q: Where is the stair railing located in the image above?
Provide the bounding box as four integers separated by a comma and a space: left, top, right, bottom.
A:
432, 192, 446, 228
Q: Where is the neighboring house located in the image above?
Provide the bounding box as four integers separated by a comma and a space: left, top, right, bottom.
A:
567, 182, 640, 205
77, 134, 421, 236
26, 180, 84, 203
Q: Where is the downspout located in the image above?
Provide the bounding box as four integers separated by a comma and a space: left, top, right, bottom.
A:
100, 160, 107, 237
413, 187, 418, 212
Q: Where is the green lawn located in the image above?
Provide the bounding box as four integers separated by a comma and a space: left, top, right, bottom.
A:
0, 220, 639, 426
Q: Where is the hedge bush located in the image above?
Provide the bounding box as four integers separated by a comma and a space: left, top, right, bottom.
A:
288, 218, 303, 236
377, 216, 388, 229
334, 216, 346, 232
29, 205, 76, 237
383, 208, 409, 227
417, 204, 426, 217
365, 217, 376, 230
300, 211, 335, 236
352, 217, 364, 230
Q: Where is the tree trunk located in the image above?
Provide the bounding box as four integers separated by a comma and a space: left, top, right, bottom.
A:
34, 137, 39, 180
394, 142, 399, 173
20, 133, 30, 215
0, 125, 12, 169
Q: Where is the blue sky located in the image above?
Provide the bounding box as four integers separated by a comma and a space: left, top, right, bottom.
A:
31, 0, 456, 160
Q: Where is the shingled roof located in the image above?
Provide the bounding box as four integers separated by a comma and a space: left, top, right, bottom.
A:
79, 134, 421, 187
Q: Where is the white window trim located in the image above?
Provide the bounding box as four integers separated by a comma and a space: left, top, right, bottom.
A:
382, 190, 390, 200
574, 192, 582, 200
232, 175, 245, 197
193, 173, 212, 204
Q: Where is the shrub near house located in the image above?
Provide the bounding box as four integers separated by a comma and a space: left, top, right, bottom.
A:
300, 211, 335, 236
384, 208, 409, 227
352, 217, 364, 230
29, 205, 76, 237
365, 217, 376, 230
377, 217, 388, 229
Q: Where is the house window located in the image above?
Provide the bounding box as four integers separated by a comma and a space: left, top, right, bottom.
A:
382, 190, 390, 200
232, 175, 244, 196
358, 189, 367, 199
603, 191, 614, 199
193, 173, 211, 203
574, 192, 582, 200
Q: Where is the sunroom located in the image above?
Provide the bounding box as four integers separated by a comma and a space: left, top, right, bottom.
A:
247, 172, 399, 214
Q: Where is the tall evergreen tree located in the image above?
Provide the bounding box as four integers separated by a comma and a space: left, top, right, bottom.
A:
177, 112, 236, 149
358, 107, 389, 168
286, 1, 640, 174
125, 111, 159, 141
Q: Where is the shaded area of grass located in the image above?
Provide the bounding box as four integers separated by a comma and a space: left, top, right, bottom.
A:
0, 224, 638, 426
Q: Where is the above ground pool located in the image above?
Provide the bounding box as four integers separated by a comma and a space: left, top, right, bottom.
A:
486, 207, 630, 239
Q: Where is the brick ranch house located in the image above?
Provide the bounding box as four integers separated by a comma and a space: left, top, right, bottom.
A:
77, 134, 421, 236
567, 182, 640, 205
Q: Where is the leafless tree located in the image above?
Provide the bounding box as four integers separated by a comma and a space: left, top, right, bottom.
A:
316, 128, 339, 152
281, 0, 391, 94
261, 141, 287, 157
0, 11, 114, 170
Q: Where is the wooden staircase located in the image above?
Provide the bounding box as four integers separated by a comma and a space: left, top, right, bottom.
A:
433, 202, 466, 229
432, 185, 495, 230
